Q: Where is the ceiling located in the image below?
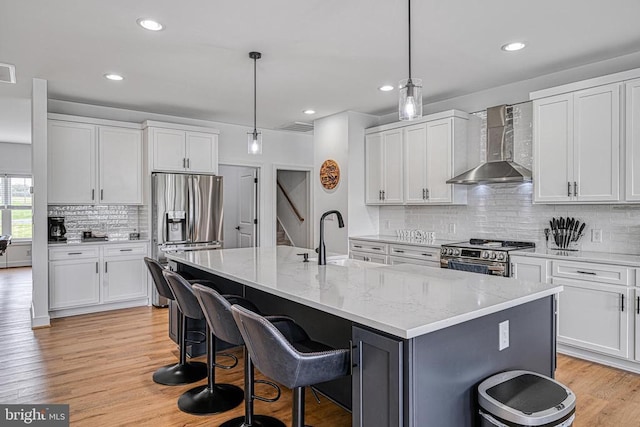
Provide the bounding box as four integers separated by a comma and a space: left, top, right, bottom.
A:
2, 0, 640, 144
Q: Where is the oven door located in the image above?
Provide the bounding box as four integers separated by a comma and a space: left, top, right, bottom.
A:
440, 257, 507, 276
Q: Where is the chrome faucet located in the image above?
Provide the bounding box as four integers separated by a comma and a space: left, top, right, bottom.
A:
318, 210, 345, 265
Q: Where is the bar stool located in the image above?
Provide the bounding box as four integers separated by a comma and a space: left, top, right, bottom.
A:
192, 284, 285, 427
163, 270, 244, 415
231, 304, 351, 427
144, 257, 207, 385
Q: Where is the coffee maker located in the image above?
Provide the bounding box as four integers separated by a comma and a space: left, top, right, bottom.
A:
48, 217, 67, 242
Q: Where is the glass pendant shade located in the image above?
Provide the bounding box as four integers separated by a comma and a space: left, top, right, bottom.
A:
399, 78, 422, 121
248, 130, 262, 155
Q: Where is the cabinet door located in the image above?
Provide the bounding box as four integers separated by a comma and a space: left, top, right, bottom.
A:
626, 79, 640, 201
555, 277, 630, 358
403, 124, 428, 204
574, 83, 620, 202
49, 259, 100, 309
103, 256, 147, 302
382, 129, 404, 203
425, 118, 453, 203
151, 127, 186, 171
365, 133, 384, 204
352, 325, 403, 427
99, 127, 143, 204
533, 94, 573, 203
510, 256, 549, 283
48, 121, 97, 204
186, 131, 218, 174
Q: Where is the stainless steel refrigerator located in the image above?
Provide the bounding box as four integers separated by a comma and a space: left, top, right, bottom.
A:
151, 172, 223, 306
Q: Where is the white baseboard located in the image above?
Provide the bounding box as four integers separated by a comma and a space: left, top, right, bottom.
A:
558, 344, 640, 374
49, 298, 149, 319
31, 302, 51, 328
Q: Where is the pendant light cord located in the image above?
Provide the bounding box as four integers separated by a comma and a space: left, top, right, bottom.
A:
407, 0, 412, 81
253, 54, 257, 133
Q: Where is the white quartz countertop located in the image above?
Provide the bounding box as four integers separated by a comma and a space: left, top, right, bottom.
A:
48, 239, 149, 247
512, 248, 640, 267
167, 246, 561, 339
350, 235, 459, 248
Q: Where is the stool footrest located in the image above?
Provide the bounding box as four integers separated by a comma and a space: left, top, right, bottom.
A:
213, 352, 239, 370
253, 379, 282, 403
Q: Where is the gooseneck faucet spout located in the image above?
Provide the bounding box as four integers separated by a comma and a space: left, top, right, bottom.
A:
318, 210, 345, 265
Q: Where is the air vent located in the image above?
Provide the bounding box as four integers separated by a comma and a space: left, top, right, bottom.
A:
278, 121, 314, 133
0, 63, 16, 84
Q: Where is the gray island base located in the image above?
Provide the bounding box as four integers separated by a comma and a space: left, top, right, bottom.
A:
167, 246, 561, 427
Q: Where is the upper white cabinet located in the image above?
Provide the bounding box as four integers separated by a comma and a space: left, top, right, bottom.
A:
365, 129, 403, 204
48, 117, 143, 205
533, 83, 621, 203
626, 78, 640, 201
144, 121, 219, 174
366, 110, 471, 206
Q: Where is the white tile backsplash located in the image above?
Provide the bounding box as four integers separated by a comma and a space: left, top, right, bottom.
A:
379, 102, 640, 254
48, 205, 144, 241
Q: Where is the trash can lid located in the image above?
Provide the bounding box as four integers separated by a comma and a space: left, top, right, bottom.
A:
478, 370, 576, 426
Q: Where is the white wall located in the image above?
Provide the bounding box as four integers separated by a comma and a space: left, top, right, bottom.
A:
48, 100, 313, 247
0, 142, 31, 174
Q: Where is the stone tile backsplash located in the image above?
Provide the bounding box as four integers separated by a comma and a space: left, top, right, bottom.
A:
48, 205, 145, 241
378, 102, 640, 254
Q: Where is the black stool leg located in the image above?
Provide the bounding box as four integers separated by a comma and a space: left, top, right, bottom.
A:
153, 310, 207, 385
220, 348, 285, 427
178, 325, 244, 415
292, 387, 305, 427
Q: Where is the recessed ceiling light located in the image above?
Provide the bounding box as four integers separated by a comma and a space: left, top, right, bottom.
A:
104, 73, 124, 81
501, 42, 526, 52
379, 85, 394, 92
137, 18, 163, 31
303, 109, 316, 115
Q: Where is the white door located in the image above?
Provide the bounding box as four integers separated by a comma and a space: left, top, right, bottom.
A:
626, 79, 640, 201
365, 133, 384, 204
403, 124, 428, 204
573, 83, 620, 202
186, 131, 218, 174
382, 129, 404, 203
425, 118, 453, 203
48, 121, 97, 204
533, 94, 574, 203
99, 126, 143, 204
151, 127, 186, 172
238, 170, 257, 248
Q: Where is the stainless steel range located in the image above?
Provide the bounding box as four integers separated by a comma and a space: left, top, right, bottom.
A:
440, 239, 535, 277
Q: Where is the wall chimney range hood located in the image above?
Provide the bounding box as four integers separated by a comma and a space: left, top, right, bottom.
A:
446, 105, 532, 185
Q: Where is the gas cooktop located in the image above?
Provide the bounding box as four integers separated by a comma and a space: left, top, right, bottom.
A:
444, 239, 536, 252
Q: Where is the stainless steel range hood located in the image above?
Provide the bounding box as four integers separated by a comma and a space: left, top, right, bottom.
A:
446, 105, 532, 185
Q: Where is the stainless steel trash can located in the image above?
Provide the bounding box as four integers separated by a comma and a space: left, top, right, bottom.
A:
478, 370, 576, 427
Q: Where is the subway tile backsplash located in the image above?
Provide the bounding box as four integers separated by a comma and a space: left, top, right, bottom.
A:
48, 205, 145, 241
379, 102, 640, 254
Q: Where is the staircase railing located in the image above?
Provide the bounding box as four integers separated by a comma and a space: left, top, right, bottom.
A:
277, 179, 304, 222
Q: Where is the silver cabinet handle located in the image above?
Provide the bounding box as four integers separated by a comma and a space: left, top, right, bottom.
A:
574, 181, 578, 197
567, 182, 571, 197
187, 158, 190, 169
119, 249, 133, 252
105, 261, 108, 273
96, 262, 98, 274
68, 252, 82, 255
576, 270, 596, 275
183, 158, 186, 168
100, 189, 104, 200
92, 189, 95, 200
511, 263, 515, 277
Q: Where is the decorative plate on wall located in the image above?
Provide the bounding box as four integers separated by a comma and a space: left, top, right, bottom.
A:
320, 159, 340, 190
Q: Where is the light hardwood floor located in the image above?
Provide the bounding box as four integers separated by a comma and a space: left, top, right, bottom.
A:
2, 267, 640, 426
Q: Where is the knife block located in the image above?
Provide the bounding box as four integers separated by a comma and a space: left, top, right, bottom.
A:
547, 231, 583, 251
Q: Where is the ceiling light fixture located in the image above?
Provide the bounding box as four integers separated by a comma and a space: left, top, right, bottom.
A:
248, 51, 262, 155
137, 18, 163, 31
379, 85, 394, 92
104, 73, 124, 81
501, 41, 526, 52
399, 0, 422, 121
303, 109, 316, 115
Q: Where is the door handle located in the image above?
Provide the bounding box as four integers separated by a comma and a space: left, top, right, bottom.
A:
425, 188, 429, 199
621, 293, 625, 312
382, 190, 385, 200
96, 262, 98, 274
100, 189, 104, 200
92, 189, 95, 200
574, 181, 577, 197
235, 226, 241, 230
637, 296, 639, 315
567, 182, 571, 197
105, 262, 108, 274
576, 270, 596, 275
379, 190, 382, 200
119, 249, 133, 252
187, 158, 190, 169
422, 188, 426, 200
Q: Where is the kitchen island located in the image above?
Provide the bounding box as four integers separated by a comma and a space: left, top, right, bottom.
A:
167, 246, 562, 427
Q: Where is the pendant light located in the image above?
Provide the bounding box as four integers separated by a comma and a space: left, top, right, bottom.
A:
248, 51, 262, 155
399, 0, 422, 121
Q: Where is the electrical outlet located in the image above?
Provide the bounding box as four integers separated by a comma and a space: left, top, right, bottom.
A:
499, 320, 509, 351
448, 223, 456, 234
591, 229, 602, 243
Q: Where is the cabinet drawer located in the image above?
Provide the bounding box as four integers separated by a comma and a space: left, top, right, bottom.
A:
551, 260, 632, 286
350, 251, 387, 264
388, 255, 439, 268
103, 244, 148, 257
389, 244, 439, 261
49, 247, 100, 260
349, 240, 388, 255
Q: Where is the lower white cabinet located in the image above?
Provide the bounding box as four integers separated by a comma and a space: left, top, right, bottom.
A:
349, 238, 440, 268
636, 288, 640, 363
49, 243, 148, 316
510, 255, 550, 282
351, 252, 388, 264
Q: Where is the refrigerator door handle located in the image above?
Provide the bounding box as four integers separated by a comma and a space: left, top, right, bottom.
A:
187, 175, 195, 243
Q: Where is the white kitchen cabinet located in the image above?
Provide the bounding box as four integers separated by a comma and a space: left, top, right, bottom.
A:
145, 122, 219, 174
635, 288, 640, 363
555, 276, 630, 359
351, 252, 388, 264
103, 248, 147, 303
48, 117, 143, 205
532, 83, 621, 203
510, 255, 550, 283
49, 248, 101, 310
365, 129, 403, 204
626, 78, 640, 201
348, 238, 440, 268
404, 118, 467, 205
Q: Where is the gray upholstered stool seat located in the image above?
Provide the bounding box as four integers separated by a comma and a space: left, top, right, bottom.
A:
144, 257, 208, 385
163, 270, 244, 415
193, 284, 285, 427
231, 304, 351, 427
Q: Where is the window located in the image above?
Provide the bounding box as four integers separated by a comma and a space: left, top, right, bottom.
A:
0, 175, 32, 240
